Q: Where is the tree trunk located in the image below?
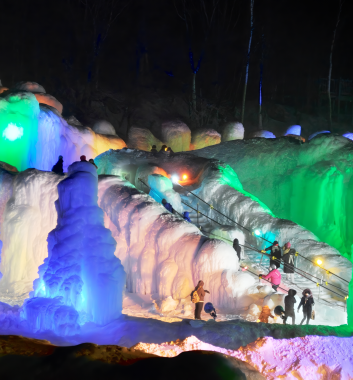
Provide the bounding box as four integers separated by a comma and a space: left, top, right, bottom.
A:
241, 0, 254, 125
328, 0, 343, 131
192, 73, 197, 111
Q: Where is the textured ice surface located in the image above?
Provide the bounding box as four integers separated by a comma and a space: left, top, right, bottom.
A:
133, 335, 353, 380
128, 126, 164, 152
221, 122, 244, 142
284, 124, 301, 136
22, 161, 125, 332
92, 119, 116, 135
193, 134, 353, 259
161, 120, 191, 152
190, 129, 221, 150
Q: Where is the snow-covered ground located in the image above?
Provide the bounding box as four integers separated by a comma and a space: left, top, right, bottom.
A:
133, 335, 353, 380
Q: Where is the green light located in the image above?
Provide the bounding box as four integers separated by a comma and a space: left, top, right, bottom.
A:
2, 123, 24, 141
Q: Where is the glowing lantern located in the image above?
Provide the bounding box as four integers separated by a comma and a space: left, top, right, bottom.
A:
171, 175, 179, 183
2, 123, 24, 141
317, 259, 323, 266
182, 174, 188, 180
254, 229, 261, 236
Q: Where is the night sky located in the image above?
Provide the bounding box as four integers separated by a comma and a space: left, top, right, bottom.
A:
1, 0, 352, 111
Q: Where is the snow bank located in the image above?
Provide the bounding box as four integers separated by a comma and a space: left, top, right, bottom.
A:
92, 120, 116, 135
190, 129, 221, 150
221, 122, 244, 141
133, 335, 353, 380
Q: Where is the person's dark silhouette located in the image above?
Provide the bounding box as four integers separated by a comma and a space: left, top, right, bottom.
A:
52, 155, 64, 174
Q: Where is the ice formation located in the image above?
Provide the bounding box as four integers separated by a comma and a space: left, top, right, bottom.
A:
308, 130, 330, 140
284, 124, 301, 136
0, 92, 39, 171
92, 119, 116, 135
34, 93, 63, 114
12, 81, 46, 93
221, 122, 244, 141
190, 129, 221, 150
194, 133, 353, 259
22, 161, 125, 332
161, 120, 191, 152
249, 130, 276, 138
128, 126, 164, 152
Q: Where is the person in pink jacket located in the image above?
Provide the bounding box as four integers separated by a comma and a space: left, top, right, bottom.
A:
260, 264, 282, 292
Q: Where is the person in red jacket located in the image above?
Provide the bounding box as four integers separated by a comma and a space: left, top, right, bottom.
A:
260, 264, 282, 292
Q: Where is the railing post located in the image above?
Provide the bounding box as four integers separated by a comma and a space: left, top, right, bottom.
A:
197, 203, 199, 227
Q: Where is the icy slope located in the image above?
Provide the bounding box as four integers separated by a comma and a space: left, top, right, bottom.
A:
95, 148, 352, 300
193, 134, 353, 258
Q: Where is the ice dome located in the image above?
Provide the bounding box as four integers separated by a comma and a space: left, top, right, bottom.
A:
12, 81, 46, 93
222, 122, 244, 141
250, 130, 276, 138
284, 124, 301, 136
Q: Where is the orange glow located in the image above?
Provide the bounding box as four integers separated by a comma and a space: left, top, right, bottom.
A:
182, 174, 188, 180
165, 147, 167, 151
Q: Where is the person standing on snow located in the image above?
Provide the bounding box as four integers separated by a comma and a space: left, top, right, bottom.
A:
150, 145, 158, 153
191, 280, 210, 320
298, 288, 314, 325
260, 264, 282, 292
233, 238, 241, 262
162, 198, 174, 214
80, 155, 87, 162
262, 240, 282, 269
282, 242, 296, 283
52, 155, 64, 174
283, 289, 297, 325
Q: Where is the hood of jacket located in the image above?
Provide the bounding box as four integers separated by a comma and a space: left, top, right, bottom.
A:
302, 288, 312, 297
288, 289, 297, 297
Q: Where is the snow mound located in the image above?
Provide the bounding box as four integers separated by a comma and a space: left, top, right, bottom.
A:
250, 130, 276, 138
308, 130, 330, 140
92, 119, 116, 135
222, 122, 244, 141
342, 132, 353, 141
128, 126, 163, 151
133, 334, 353, 380
34, 93, 63, 114
161, 120, 191, 152
12, 81, 46, 93
284, 124, 301, 136
191, 129, 221, 150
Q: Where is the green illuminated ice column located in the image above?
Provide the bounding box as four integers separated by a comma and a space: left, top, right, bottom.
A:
0, 92, 40, 171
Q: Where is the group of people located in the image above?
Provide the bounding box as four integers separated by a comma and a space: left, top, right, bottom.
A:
151, 145, 174, 154
51, 155, 98, 174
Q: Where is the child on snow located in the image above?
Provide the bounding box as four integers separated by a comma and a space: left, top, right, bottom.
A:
258, 305, 275, 323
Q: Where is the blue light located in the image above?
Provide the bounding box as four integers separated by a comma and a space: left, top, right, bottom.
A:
2, 123, 24, 141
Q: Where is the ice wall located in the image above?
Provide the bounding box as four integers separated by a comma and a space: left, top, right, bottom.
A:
0, 92, 39, 171
0, 169, 61, 305
23, 162, 125, 332
98, 175, 240, 308
36, 106, 126, 172
193, 134, 353, 259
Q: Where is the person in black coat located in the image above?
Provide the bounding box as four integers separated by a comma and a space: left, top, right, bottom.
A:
262, 241, 282, 269
283, 289, 297, 325
52, 155, 64, 174
233, 238, 241, 262
298, 288, 314, 325
282, 242, 296, 283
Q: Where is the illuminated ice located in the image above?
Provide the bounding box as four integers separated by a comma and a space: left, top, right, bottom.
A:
22, 161, 125, 332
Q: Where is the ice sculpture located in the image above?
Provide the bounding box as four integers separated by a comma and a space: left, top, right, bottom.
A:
23, 161, 125, 332
0, 92, 39, 171
284, 125, 301, 136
